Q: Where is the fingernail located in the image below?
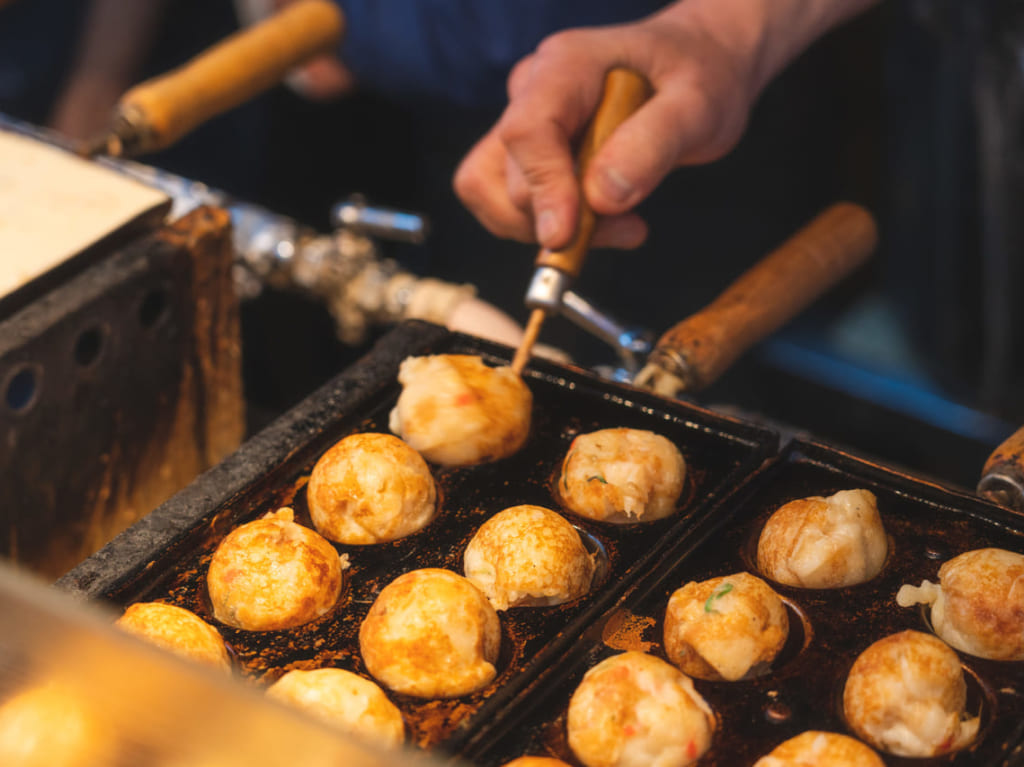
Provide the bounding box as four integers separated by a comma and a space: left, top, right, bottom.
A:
536, 209, 558, 244
596, 167, 633, 205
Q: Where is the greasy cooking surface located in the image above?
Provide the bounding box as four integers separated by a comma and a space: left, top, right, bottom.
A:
61, 322, 776, 753
465, 439, 1024, 767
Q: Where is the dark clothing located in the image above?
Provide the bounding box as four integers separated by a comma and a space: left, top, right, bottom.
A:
337, 0, 669, 108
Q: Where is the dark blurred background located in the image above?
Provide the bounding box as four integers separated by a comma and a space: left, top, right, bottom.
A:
2, 0, 1022, 491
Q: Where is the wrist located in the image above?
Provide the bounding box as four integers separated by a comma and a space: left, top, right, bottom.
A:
658, 0, 878, 97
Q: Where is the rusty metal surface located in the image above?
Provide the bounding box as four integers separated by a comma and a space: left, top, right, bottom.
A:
466, 439, 1024, 767
58, 321, 777, 754
0, 206, 243, 579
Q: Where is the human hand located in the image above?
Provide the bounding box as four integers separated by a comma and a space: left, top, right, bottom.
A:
454, 8, 758, 251
454, 0, 877, 251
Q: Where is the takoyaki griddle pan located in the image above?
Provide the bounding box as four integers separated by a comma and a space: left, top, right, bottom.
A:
463, 438, 1024, 767
57, 320, 778, 754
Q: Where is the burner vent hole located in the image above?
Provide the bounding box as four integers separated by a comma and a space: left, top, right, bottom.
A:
5, 366, 38, 413
74, 326, 104, 367
139, 288, 168, 328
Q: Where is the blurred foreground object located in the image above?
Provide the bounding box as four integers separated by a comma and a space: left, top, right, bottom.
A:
0, 560, 441, 767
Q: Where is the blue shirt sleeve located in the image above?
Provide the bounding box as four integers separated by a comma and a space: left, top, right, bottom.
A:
337, 0, 670, 108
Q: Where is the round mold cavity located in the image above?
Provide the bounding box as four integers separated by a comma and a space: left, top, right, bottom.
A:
763, 598, 814, 679
138, 286, 169, 328
489, 614, 521, 687
576, 525, 611, 600
4, 364, 41, 413
73, 324, 106, 368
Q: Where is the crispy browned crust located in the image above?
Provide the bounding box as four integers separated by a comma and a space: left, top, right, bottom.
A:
207, 509, 343, 631
464, 505, 595, 610
116, 601, 230, 671
843, 630, 976, 757
938, 548, 1024, 660
359, 568, 501, 699
307, 432, 436, 545
663, 572, 788, 681
757, 489, 886, 589
753, 730, 885, 766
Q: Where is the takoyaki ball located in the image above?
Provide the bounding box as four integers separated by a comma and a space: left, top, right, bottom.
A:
558, 428, 686, 524
0, 682, 116, 767
567, 651, 714, 767
464, 505, 595, 610
757, 489, 887, 589
207, 508, 346, 631
752, 731, 885, 767
307, 432, 437, 545
842, 630, 979, 757
388, 354, 532, 467
359, 568, 500, 698
897, 547, 1024, 661
663, 572, 788, 681
500, 759, 574, 767
266, 668, 404, 748
115, 602, 231, 672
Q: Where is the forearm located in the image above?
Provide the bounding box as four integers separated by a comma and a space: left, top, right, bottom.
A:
49, 0, 168, 136
659, 0, 881, 97
68, 0, 166, 82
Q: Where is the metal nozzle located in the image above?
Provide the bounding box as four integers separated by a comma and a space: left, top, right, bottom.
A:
524, 266, 572, 313
977, 473, 1024, 512
331, 196, 429, 244
633, 346, 699, 397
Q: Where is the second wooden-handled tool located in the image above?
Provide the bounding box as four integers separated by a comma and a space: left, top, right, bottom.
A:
80, 0, 344, 158
978, 425, 1024, 511
510, 68, 651, 375
633, 201, 878, 397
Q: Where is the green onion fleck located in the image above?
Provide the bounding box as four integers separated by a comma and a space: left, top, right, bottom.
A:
587, 474, 607, 484
704, 582, 733, 613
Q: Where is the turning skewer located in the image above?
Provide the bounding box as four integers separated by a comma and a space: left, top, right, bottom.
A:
511, 309, 546, 374
510, 68, 651, 375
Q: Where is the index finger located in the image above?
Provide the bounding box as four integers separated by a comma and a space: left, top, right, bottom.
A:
496, 34, 619, 249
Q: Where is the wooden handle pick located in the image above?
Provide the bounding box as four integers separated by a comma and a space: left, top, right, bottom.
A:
534, 68, 651, 280
978, 426, 1024, 511
634, 202, 878, 396
511, 68, 651, 374
102, 0, 344, 156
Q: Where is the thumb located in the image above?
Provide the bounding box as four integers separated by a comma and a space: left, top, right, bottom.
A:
583, 81, 748, 215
